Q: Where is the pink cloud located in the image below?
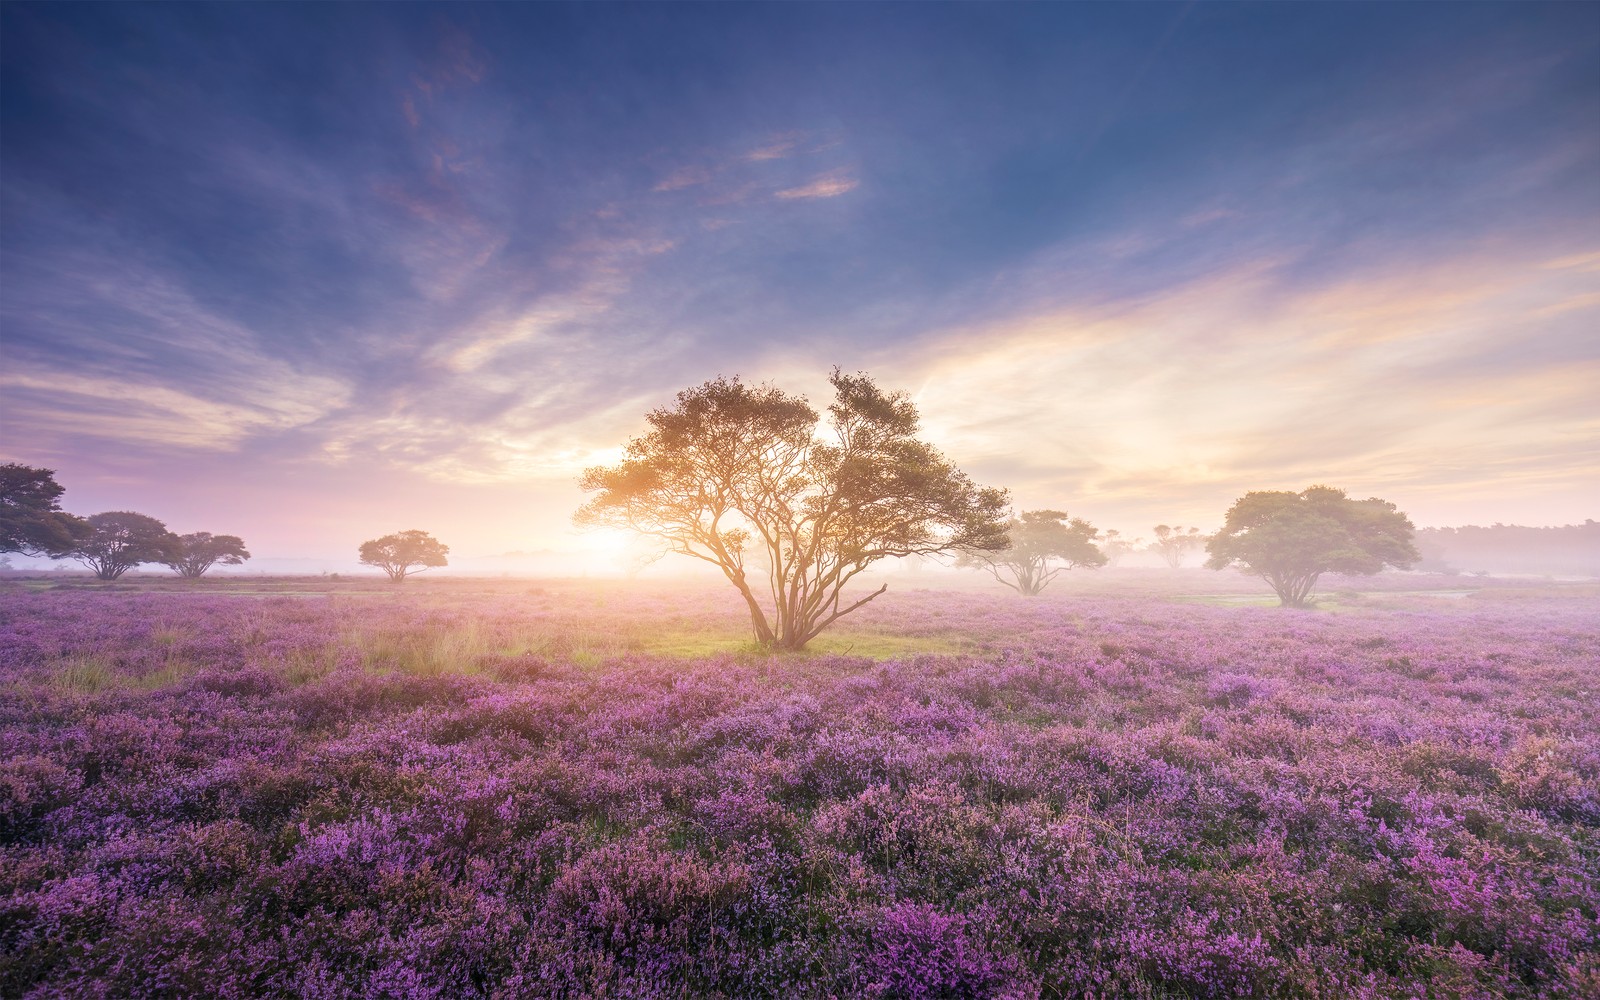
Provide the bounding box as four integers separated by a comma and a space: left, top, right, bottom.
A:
775, 171, 859, 200
653, 166, 711, 192
743, 131, 805, 162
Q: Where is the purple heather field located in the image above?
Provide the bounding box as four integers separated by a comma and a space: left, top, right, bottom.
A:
1, 573, 1596, 999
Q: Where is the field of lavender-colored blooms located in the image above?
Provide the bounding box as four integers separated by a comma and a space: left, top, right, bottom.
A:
1, 572, 1596, 999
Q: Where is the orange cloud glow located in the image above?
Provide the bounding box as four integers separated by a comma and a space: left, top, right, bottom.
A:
793, 246, 1600, 532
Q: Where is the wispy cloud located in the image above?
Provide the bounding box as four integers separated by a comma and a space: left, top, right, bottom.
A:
652, 129, 853, 205
653, 166, 711, 192
872, 245, 1600, 530
0, 247, 350, 456
775, 171, 859, 200
743, 130, 805, 162
2, 369, 342, 451
409, 23, 489, 95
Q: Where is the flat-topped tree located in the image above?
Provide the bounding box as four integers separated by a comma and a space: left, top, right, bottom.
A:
165, 532, 251, 578
1206, 485, 1419, 607
1, 463, 91, 557
959, 509, 1106, 595
577, 370, 1009, 651
360, 530, 448, 582
70, 511, 180, 580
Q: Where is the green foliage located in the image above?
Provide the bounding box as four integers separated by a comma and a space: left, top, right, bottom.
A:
69, 511, 180, 580
959, 509, 1106, 595
358, 529, 449, 582
164, 532, 251, 578
1206, 485, 1419, 607
577, 370, 1009, 649
0, 464, 91, 557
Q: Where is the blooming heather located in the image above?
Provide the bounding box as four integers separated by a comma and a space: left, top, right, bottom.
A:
1, 579, 1595, 997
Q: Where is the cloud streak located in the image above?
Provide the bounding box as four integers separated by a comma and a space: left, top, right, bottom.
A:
775, 171, 859, 200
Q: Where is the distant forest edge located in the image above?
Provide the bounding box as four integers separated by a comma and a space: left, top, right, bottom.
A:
1414, 521, 1600, 577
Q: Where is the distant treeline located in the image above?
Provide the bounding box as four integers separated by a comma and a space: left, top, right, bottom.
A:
1415, 521, 1600, 577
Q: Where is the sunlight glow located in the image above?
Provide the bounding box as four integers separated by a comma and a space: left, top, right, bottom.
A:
567, 526, 641, 574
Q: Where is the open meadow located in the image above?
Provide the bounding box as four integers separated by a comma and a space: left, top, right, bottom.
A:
1, 572, 1596, 998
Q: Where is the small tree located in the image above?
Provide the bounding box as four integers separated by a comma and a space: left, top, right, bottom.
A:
959, 509, 1106, 595
165, 532, 251, 578
1205, 485, 1419, 607
1, 464, 91, 557
1098, 529, 1142, 567
359, 530, 449, 582
1149, 524, 1206, 569
71, 511, 180, 580
577, 370, 1009, 650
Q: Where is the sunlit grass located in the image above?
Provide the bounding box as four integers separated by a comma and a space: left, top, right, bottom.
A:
49, 653, 195, 694
353, 621, 634, 677
345, 620, 968, 677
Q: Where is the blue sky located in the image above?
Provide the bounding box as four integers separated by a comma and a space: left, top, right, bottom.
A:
2, 2, 1596, 567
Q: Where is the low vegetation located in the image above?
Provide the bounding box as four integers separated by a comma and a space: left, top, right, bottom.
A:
2, 577, 1594, 997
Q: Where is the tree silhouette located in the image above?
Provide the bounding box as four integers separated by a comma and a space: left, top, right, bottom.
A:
1, 464, 90, 557
70, 511, 179, 580
577, 370, 1008, 650
164, 532, 251, 578
1149, 524, 1206, 569
359, 530, 448, 582
1098, 529, 1142, 567
959, 509, 1105, 595
1206, 486, 1418, 607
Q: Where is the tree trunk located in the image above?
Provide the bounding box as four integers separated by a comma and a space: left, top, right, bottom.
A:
1268, 571, 1318, 607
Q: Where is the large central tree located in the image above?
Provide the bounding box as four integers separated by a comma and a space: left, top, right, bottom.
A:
577, 370, 1009, 650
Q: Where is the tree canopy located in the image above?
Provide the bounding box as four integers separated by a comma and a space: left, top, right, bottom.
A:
1149, 524, 1206, 569
0, 464, 91, 557
959, 509, 1105, 595
359, 530, 449, 582
1205, 486, 1419, 607
71, 511, 179, 580
164, 532, 251, 578
577, 370, 1009, 650
1098, 528, 1141, 567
